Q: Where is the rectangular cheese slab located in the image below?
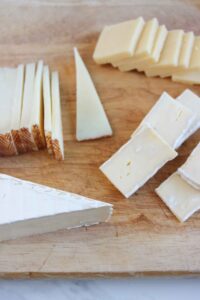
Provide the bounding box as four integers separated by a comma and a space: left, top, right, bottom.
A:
178, 142, 200, 190
172, 70, 200, 85
189, 36, 200, 70
178, 32, 194, 69
155, 172, 200, 222
0, 173, 112, 242
93, 17, 145, 64
100, 125, 177, 198
131, 92, 195, 149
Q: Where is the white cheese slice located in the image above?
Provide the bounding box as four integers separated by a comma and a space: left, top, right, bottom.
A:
0, 173, 112, 242
178, 142, 200, 190
74, 48, 112, 141
131, 92, 195, 149
93, 17, 145, 64
178, 32, 194, 69
0, 68, 18, 156
155, 172, 200, 222
43, 65, 53, 154
100, 125, 177, 198
51, 71, 64, 160
189, 36, 200, 70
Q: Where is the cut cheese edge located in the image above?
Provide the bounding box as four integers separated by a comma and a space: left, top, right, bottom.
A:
0, 173, 112, 242
100, 125, 177, 198
74, 47, 112, 141
155, 172, 200, 222
172, 70, 200, 85
51, 71, 64, 160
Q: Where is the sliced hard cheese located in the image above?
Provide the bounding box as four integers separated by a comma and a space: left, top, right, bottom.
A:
51, 71, 64, 160
189, 36, 200, 70
43, 65, 53, 154
0, 173, 112, 242
100, 125, 177, 198
131, 92, 195, 149
178, 142, 200, 190
178, 32, 194, 69
74, 48, 112, 141
93, 17, 145, 64
155, 172, 200, 222
172, 70, 200, 85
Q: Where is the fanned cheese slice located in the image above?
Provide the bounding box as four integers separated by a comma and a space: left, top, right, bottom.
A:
155, 173, 200, 222
74, 48, 112, 141
51, 71, 64, 160
178, 142, 200, 190
0, 173, 112, 242
100, 125, 177, 198
0, 68, 18, 156
43, 65, 53, 154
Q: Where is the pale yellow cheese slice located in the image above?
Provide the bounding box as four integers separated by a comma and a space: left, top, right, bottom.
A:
93, 17, 145, 64
172, 70, 200, 85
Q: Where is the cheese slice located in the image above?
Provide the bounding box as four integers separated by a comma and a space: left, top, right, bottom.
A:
0, 173, 112, 242
113, 18, 159, 70
93, 17, 145, 64
43, 65, 53, 154
145, 30, 184, 77
189, 36, 200, 70
178, 142, 200, 190
155, 172, 200, 222
74, 48, 112, 141
131, 92, 195, 149
100, 125, 177, 198
51, 71, 64, 160
0, 68, 18, 156
178, 32, 194, 69
172, 70, 200, 85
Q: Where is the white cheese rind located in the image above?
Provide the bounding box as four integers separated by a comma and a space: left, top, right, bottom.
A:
0, 173, 112, 242
155, 172, 200, 222
100, 125, 177, 198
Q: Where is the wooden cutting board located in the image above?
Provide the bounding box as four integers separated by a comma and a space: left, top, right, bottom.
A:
0, 0, 200, 278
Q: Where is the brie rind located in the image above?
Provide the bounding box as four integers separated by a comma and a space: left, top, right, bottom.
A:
0, 173, 112, 242
100, 125, 177, 198
155, 172, 200, 222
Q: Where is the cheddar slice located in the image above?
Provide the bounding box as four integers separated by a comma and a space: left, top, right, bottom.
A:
43, 65, 53, 154
0, 173, 112, 242
74, 48, 112, 141
93, 17, 145, 64
100, 125, 177, 198
51, 71, 64, 160
156, 172, 200, 222
178, 142, 200, 190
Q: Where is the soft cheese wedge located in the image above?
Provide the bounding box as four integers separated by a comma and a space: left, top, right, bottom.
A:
43, 65, 53, 154
0, 174, 112, 242
51, 71, 64, 160
100, 125, 177, 198
156, 172, 200, 222
178, 142, 200, 190
74, 48, 112, 141
131, 92, 195, 149
93, 17, 145, 64
0, 68, 18, 156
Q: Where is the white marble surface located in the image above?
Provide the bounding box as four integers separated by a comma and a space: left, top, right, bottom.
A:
0, 278, 200, 300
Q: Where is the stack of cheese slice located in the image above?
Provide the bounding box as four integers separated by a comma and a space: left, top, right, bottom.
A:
100, 90, 200, 198
156, 142, 200, 222
93, 17, 200, 85
0, 173, 112, 242
0, 61, 64, 160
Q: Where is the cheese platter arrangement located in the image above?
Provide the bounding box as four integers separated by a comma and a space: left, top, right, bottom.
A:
1, 0, 200, 278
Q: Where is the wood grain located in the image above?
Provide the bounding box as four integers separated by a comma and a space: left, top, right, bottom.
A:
0, 0, 200, 278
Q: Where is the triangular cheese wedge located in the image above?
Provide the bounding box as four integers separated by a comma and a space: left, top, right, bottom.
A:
0, 174, 112, 242
74, 48, 112, 141
51, 71, 64, 160
43, 65, 53, 154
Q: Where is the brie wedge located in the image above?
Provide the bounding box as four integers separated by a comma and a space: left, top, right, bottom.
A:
0, 173, 112, 242
100, 125, 177, 198
156, 172, 200, 222
74, 48, 112, 141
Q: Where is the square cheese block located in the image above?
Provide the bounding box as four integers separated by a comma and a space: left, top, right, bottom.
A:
93, 17, 145, 64
178, 142, 200, 190
113, 18, 159, 70
100, 125, 177, 198
145, 30, 184, 77
155, 172, 200, 222
131, 92, 195, 149
0, 173, 112, 242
